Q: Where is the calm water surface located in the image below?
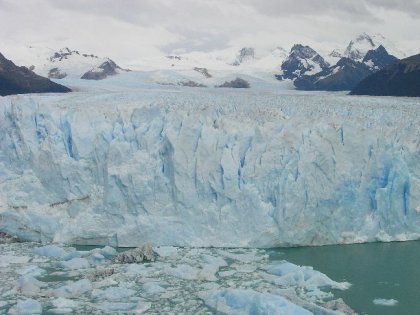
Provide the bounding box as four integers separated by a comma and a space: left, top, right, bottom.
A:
269, 241, 420, 315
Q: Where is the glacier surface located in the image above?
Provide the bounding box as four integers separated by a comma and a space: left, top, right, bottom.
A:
0, 80, 419, 247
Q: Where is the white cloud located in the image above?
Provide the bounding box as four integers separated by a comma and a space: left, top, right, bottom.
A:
0, 0, 419, 66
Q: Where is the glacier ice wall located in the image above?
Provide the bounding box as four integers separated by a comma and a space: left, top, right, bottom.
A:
0, 90, 419, 247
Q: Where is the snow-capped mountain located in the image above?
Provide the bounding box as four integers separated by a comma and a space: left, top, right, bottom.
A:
362, 45, 399, 70
277, 44, 329, 80
343, 33, 405, 61
0, 51, 71, 96
15, 46, 128, 80
232, 47, 255, 66
294, 45, 398, 91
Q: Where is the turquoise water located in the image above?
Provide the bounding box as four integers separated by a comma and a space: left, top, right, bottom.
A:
269, 241, 420, 315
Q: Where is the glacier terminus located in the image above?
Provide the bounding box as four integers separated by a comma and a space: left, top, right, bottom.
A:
0, 77, 419, 248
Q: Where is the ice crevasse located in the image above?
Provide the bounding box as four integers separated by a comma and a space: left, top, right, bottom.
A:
0, 90, 419, 247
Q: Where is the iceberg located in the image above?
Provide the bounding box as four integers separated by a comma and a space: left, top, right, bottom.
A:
0, 85, 419, 247
198, 289, 312, 315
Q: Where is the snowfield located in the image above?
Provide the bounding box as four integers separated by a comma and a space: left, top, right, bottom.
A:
0, 73, 419, 247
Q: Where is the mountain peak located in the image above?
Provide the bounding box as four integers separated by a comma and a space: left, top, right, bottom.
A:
278, 44, 329, 80
290, 44, 318, 60
344, 33, 404, 61
232, 47, 255, 66
50, 48, 99, 62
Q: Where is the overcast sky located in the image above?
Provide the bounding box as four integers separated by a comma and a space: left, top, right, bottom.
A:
1, 0, 419, 66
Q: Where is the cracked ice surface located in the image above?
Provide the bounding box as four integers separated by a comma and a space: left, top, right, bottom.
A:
0, 87, 420, 247
0, 242, 354, 314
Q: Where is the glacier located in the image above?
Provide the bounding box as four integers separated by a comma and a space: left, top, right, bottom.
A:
0, 78, 419, 247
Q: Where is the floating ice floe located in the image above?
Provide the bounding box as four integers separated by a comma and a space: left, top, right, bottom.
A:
52, 279, 92, 299
373, 298, 398, 306
198, 289, 312, 315
12, 298, 42, 315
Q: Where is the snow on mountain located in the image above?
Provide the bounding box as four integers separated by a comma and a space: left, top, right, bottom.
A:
324, 48, 343, 66
0, 51, 71, 96
232, 47, 255, 65
0, 79, 419, 247
344, 33, 405, 62
10, 46, 127, 80
277, 44, 329, 80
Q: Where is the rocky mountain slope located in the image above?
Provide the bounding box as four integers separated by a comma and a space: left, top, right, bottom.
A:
276, 44, 329, 80
350, 53, 420, 97
285, 33, 401, 91
0, 52, 71, 96
294, 46, 398, 91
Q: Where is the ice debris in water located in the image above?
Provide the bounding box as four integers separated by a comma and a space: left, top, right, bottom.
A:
92, 287, 136, 301
265, 261, 351, 290
33, 245, 67, 259
112, 244, 157, 263
57, 257, 90, 270
52, 279, 93, 299
0, 242, 356, 314
15, 276, 47, 297
12, 298, 42, 315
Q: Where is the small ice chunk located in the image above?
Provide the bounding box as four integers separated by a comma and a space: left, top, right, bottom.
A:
165, 264, 216, 281
95, 301, 151, 313
95, 302, 138, 312
17, 266, 46, 277
87, 252, 105, 265
232, 263, 257, 273
57, 258, 90, 270
218, 270, 236, 277
143, 282, 166, 294
126, 264, 148, 276
201, 254, 228, 268
92, 287, 136, 301
15, 298, 42, 314
153, 246, 178, 258
265, 262, 350, 290
0, 255, 30, 267
266, 262, 300, 276
50, 297, 77, 313
53, 279, 92, 298
135, 301, 152, 313
113, 244, 157, 263
15, 276, 47, 297
33, 245, 66, 259
62, 251, 83, 261
99, 246, 117, 259
373, 298, 398, 306
198, 289, 312, 315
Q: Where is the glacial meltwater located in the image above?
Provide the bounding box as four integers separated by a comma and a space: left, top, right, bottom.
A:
270, 241, 420, 315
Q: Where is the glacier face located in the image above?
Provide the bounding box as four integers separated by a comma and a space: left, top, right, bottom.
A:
0, 86, 419, 247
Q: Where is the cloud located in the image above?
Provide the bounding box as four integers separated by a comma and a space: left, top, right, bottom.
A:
0, 0, 419, 65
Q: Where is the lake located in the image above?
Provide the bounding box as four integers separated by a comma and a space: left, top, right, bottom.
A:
270, 241, 420, 315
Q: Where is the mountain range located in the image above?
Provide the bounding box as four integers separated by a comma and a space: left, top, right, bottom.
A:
0, 33, 417, 96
